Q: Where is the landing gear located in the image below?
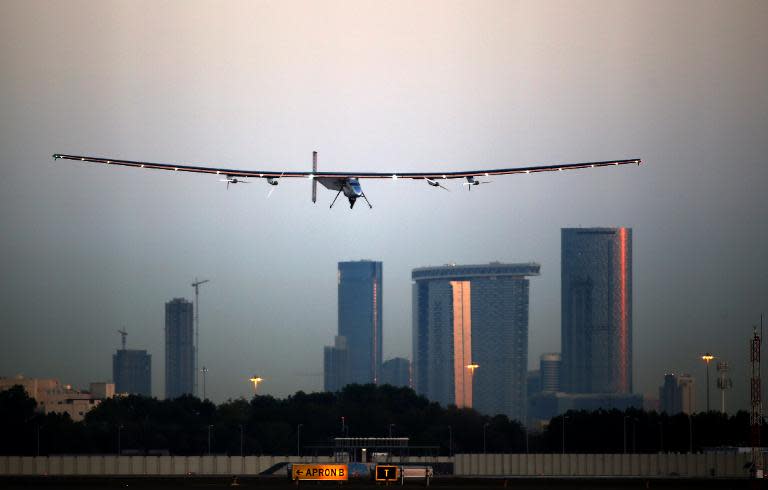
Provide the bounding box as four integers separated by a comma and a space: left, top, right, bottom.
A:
330, 189, 343, 208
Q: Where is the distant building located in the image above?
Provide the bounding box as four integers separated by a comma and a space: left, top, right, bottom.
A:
540, 353, 562, 393
678, 375, 695, 414
561, 228, 632, 394
658, 373, 695, 415
412, 262, 540, 422
381, 357, 411, 388
528, 392, 643, 425
0, 376, 113, 422
338, 261, 383, 385
113, 349, 151, 396
324, 336, 350, 392
165, 298, 194, 399
527, 370, 541, 399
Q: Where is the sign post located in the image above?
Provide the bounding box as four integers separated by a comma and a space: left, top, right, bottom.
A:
375, 465, 400, 483
292, 464, 349, 483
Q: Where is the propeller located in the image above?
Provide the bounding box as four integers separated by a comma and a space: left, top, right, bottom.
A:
426, 178, 450, 191
266, 172, 284, 198
462, 176, 492, 190
219, 177, 250, 189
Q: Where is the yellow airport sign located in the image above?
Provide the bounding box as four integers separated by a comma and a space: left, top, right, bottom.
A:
292, 464, 348, 481
375, 465, 400, 482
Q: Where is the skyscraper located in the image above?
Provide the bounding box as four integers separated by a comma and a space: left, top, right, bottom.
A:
540, 353, 561, 393
324, 335, 350, 392
165, 298, 194, 399
412, 262, 540, 422
659, 373, 696, 415
338, 261, 382, 385
113, 349, 151, 396
381, 357, 411, 388
561, 228, 632, 394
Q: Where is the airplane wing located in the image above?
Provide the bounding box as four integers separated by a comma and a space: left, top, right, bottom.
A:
52, 153, 641, 180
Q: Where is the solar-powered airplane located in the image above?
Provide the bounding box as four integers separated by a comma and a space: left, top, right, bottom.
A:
52, 152, 641, 209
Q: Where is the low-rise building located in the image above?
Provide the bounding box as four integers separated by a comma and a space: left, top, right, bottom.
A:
0, 375, 115, 422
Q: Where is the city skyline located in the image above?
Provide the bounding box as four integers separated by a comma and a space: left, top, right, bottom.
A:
1, 1, 766, 410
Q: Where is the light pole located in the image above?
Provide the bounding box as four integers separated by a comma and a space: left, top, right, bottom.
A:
483, 422, 489, 454
658, 420, 664, 453
36, 425, 41, 457
389, 424, 395, 438
201, 366, 208, 400
249, 376, 263, 396
207, 425, 213, 455
562, 416, 568, 454
623, 416, 627, 454
701, 353, 715, 412
297, 424, 303, 457
239, 424, 244, 457
688, 414, 693, 453
525, 425, 529, 454
466, 363, 479, 408
448, 426, 453, 457
117, 424, 123, 455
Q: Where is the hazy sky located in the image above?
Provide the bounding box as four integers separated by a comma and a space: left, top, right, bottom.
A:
1, 1, 766, 413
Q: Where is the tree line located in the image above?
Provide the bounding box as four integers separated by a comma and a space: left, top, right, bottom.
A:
0, 384, 764, 455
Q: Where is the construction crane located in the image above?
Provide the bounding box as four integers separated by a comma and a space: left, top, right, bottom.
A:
749, 316, 763, 479
191, 278, 210, 397
117, 328, 127, 350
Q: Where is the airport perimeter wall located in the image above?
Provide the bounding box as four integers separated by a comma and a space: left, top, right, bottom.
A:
454, 453, 757, 478
0, 453, 761, 478
0, 455, 446, 477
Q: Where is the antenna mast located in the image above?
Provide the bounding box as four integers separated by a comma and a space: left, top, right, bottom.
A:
191, 278, 210, 397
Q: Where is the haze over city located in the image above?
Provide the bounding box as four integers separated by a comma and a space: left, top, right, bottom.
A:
1, 0, 766, 415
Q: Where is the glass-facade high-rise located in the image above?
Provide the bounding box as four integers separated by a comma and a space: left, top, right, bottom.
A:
381, 357, 411, 388
165, 298, 194, 399
539, 353, 561, 393
324, 335, 350, 392
412, 262, 540, 422
113, 349, 151, 396
561, 227, 632, 394
338, 261, 383, 385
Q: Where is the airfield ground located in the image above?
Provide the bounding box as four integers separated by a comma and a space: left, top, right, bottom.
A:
0, 477, 760, 489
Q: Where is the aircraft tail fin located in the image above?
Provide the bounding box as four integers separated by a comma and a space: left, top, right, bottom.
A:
311, 151, 317, 203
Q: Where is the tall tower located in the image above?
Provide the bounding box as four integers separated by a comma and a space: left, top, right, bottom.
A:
338, 261, 383, 385
561, 228, 632, 394
412, 262, 540, 422
165, 298, 194, 399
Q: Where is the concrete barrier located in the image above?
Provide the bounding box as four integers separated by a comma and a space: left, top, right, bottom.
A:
0, 453, 762, 477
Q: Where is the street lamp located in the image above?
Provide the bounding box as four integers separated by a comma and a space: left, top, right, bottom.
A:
297, 424, 303, 457
448, 426, 453, 457
117, 424, 123, 455
465, 364, 479, 408
562, 416, 569, 454
200, 367, 209, 400
483, 422, 490, 454
239, 424, 244, 457
389, 424, 395, 438
36, 425, 41, 457
688, 414, 694, 453
207, 425, 213, 455
249, 376, 263, 395
657, 420, 664, 453
701, 353, 715, 412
